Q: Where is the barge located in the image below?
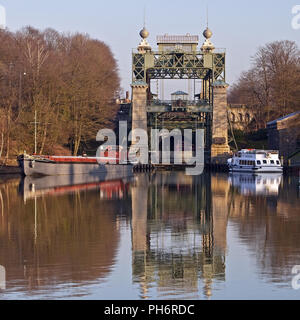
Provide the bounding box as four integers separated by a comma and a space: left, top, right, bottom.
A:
17, 153, 133, 177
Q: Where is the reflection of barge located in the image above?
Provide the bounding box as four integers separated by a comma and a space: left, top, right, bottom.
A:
18, 153, 133, 177
20, 174, 132, 201
228, 172, 282, 195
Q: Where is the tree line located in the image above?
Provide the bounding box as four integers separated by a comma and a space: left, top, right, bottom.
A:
228, 40, 300, 130
0, 26, 120, 162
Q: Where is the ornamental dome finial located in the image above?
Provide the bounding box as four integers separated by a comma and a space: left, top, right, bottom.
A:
203, 27, 212, 39
139, 27, 149, 39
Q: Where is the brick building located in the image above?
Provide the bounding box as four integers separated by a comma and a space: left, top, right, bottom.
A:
267, 111, 300, 164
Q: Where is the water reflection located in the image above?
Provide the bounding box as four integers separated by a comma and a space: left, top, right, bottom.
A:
228, 173, 282, 196
0, 170, 299, 299
0, 176, 131, 297
227, 172, 300, 285
131, 172, 226, 299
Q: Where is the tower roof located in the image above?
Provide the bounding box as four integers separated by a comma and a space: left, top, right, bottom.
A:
157, 34, 198, 45
171, 90, 189, 96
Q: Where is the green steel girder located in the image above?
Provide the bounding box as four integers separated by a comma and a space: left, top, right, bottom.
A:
132, 51, 225, 82
147, 111, 212, 150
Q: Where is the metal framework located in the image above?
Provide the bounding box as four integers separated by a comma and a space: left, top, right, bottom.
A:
132, 50, 225, 82
131, 45, 226, 155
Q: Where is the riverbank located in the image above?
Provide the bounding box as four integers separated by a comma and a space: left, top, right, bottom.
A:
0, 165, 21, 175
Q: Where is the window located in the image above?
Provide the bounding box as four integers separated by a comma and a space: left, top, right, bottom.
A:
257, 160, 261, 165
231, 113, 235, 122
263, 160, 267, 164
270, 160, 274, 164
245, 113, 250, 123
276, 160, 280, 165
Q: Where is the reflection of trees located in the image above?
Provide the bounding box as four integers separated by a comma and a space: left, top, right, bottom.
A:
228, 174, 300, 282
0, 181, 124, 291
131, 172, 227, 299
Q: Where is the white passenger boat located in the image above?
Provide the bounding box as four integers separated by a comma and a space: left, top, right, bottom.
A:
227, 149, 283, 173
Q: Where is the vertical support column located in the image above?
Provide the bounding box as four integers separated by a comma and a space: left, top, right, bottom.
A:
211, 81, 230, 162
131, 81, 148, 137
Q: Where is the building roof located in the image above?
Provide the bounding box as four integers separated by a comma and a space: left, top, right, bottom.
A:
157, 34, 198, 44
267, 111, 300, 126
288, 149, 300, 159
171, 90, 188, 96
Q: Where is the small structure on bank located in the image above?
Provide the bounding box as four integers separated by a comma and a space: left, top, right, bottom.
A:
267, 111, 300, 164
227, 104, 256, 131
171, 90, 189, 101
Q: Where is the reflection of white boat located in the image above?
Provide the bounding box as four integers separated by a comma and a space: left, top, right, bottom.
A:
228, 172, 282, 195
227, 149, 283, 173
20, 172, 133, 201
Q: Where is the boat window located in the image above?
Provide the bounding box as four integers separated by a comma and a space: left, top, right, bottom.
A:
257, 160, 261, 165
270, 160, 274, 164
276, 160, 280, 165
263, 160, 267, 164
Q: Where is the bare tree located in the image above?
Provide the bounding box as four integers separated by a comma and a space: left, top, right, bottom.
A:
0, 26, 120, 161
228, 40, 300, 129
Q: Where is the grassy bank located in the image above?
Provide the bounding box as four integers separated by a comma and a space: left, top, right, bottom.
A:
229, 129, 268, 151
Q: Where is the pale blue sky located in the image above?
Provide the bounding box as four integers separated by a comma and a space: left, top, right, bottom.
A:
1, 0, 299, 98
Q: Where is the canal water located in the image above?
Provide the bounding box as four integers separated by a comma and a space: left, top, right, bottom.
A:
0, 171, 299, 300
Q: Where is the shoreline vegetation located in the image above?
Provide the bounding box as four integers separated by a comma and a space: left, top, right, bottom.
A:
0, 26, 120, 165
228, 40, 300, 129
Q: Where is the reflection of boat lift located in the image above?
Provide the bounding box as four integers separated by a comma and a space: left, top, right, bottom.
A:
228, 172, 282, 196
34, 196, 37, 242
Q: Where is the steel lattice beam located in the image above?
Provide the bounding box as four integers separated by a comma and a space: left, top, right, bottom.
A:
132, 50, 225, 82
